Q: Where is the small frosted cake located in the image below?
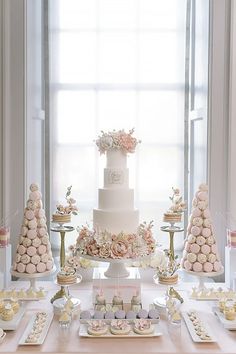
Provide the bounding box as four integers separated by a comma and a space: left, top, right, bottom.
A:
110, 320, 131, 335
87, 320, 108, 336
52, 186, 78, 224
57, 266, 77, 285
158, 273, 178, 285
133, 319, 154, 335
163, 188, 186, 224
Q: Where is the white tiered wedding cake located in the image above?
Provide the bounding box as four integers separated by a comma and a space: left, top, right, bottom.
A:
76, 129, 155, 260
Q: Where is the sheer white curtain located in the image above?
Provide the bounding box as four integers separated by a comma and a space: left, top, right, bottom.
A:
49, 0, 187, 249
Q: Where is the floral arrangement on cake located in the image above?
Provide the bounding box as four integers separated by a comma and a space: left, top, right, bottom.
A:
76, 221, 155, 260
54, 186, 78, 216
163, 187, 186, 223
95, 128, 141, 154
65, 244, 97, 269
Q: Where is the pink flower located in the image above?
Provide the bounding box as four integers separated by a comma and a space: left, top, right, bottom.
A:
110, 240, 129, 258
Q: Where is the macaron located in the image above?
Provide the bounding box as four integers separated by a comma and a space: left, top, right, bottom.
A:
37, 209, 45, 218
27, 200, 37, 210
207, 253, 216, 263
36, 262, 46, 273
199, 183, 208, 191
32, 237, 42, 248
201, 244, 211, 255
28, 220, 37, 230
38, 228, 46, 237
206, 236, 215, 246
148, 309, 159, 320
184, 260, 192, 271
188, 235, 196, 244
184, 243, 191, 252
26, 263, 36, 274
203, 219, 211, 228
187, 253, 197, 263
46, 260, 53, 270
29, 191, 41, 201
190, 243, 200, 254
125, 311, 136, 319
38, 218, 46, 227
21, 254, 31, 264
23, 238, 32, 247
198, 191, 208, 201
25, 210, 35, 221
15, 254, 21, 263
27, 229, 37, 240
197, 253, 207, 264
27, 246, 37, 257
192, 262, 203, 272
196, 236, 206, 246
211, 244, 217, 254
202, 228, 211, 238
214, 261, 221, 271
18, 245, 26, 255
30, 183, 39, 192
41, 253, 49, 263
17, 262, 26, 273
21, 226, 28, 236
198, 201, 207, 210
192, 217, 203, 227
191, 208, 202, 218
191, 226, 201, 236
41, 236, 49, 245
203, 262, 213, 272
31, 254, 41, 265
38, 245, 47, 255
203, 209, 211, 219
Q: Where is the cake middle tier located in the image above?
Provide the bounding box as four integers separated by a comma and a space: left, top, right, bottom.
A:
93, 209, 139, 234
98, 188, 134, 210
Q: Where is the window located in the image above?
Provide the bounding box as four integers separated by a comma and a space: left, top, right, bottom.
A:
48, 0, 203, 249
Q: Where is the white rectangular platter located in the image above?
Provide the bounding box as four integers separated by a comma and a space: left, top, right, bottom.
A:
18, 312, 54, 346
79, 324, 162, 338
0, 306, 25, 331
213, 307, 236, 330
182, 312, 217, 343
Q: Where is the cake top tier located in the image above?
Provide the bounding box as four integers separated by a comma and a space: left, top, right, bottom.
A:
95, 129, 140, 155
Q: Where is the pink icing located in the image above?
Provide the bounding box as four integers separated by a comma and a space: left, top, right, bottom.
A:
211, 244, 217, 254
31, 254, 41, 265
38, 218, 46, 227
18, 245, 26, 255
36, 262, 46, 273
27, 229, 37, 240
192, 217, 203, 227
22, 238, 32, 247
32, 237, 42, 248
203, 262, 213, 272
28, 219, 37, 230
203, 209, 211, 218
192, 262, 203, 272
196, 236, 206, 246
202, 228, 211, 238
46, 260, 53, 270
198, 201, 207, 210
41, 236, 49, 245
190, 243, 200, 254
201, 244, 211, 255
38, 245, 47, 255
26, 263, 36, 274
17, 262, 26, 273
191, 208, 202, 217
41, 253, 49, 263
27, 246, 37, 257
25, 210, 34, 221
21, 254, 30, 264
198, 191, 208, 201
38, 228, 46, 237
184, 260, 192, 271
191, 226, 201, 236
214, 261, 221, 272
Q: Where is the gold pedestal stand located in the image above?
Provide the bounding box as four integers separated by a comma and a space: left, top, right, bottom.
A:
50, 225, 75, 303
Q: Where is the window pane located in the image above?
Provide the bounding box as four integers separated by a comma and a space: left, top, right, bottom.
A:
99, 0, 136, 29
55, 91, 96, 144
99, 33, 136, 83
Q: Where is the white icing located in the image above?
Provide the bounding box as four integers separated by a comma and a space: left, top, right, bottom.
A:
93, 209, 139, 234
98, 189, 134, 210
104, 168, 129, 188
106, 150, 127, 168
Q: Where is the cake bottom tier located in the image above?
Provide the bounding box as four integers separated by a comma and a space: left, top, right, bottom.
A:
93, 209, 139, 234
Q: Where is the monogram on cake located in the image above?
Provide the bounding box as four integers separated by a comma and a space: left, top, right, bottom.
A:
76, 129, 155, 260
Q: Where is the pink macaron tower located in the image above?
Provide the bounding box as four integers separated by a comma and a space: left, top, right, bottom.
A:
12, 183, 54, 275
181, 183, 223, 274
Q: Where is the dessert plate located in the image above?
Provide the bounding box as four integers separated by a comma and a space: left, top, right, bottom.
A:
18, 311, 54, 346
182, 311, 217, 343
79, 323, 162, 338
213, 307, 236, 330
0, 305, 25, 331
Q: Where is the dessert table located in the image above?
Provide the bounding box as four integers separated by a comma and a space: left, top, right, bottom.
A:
1, 281, 236, 354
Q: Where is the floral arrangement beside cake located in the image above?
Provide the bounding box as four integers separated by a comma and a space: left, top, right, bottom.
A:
52, 186, 78, 225
12, 183, 54, 275
181, 183, 223, 274
163, 187, 186, 224
76, 129, 155, 261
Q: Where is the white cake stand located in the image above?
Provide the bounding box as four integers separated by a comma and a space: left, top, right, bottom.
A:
183, 267, 224, 291
78, 253, 151, 278
11, 266, 56, 291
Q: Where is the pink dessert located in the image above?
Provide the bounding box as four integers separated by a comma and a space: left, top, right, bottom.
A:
27, 229, 37, 240
26, 263, 36, 274
28, 220, 37, 230
192, 262, 203, 272
190, 243, 200, 254
22, 238, 32, 247
46, 260, 53, 270
17, 263, 26, 273
0, 226, 10, 247
32, 237, 41, 248
198, 191, 208, 201
211, 244, 217, 254
201, 244, 211, 255
38, 228, 46, 237
21, 254, 30, 264
192, 208, 202, 217
192, 217, 203, 227
213, 261, 221, 272
191, 226, 201, 236
203, 262, 213, 272
31, 254, 41, 265
27, 246, 37, 257
29, 191, 41, 201
25, 210, 34, 221
18, 245, 26, 255
184, 260, 192, 271
202, 228, 211, 238
196, 236, 206, 246
38, 245, 47, 255
41, 253, 49, 263
203, 209, 211, 218
21, 226, 28, 236
36, 262, 46, 273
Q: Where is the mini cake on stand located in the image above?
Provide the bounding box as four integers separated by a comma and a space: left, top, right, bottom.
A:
52, 186, 78, 226
157, 188, 186, 285
181, 183, 224, 290
11, 183, 55, 290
